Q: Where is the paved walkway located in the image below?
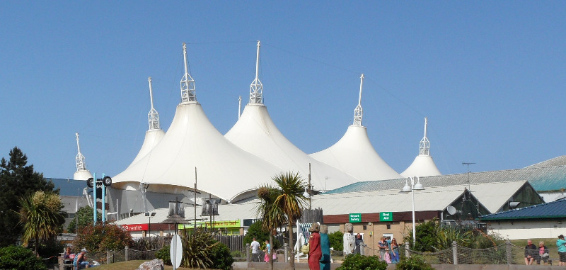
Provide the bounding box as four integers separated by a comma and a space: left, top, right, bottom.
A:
233, 262, 565, 270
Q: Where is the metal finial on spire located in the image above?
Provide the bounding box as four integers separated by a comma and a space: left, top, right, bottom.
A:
75, 133, 87, 171
238, 96, 242, 119
180, 43, 196, 103
148, 77, 160, 130
419, 117, 431, 156
249, 40, 263, 104
353, 74, 364, 126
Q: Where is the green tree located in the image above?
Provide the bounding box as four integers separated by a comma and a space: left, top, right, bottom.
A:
67, 206, 101, 233
0, 147, 58, 247
270, 172, 307, 270
243, 220, 270, 246
328, 231, 344, 251
19, 191, 65, 256
0, 245, 47, 270
257, 186, 287, 270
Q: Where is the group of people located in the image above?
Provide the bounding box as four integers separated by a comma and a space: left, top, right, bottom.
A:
524, 235, 566, 266
250, 238, 277, 263
249, 223, 331, 270
377, 236, 400, 264
63, 247, 97, 269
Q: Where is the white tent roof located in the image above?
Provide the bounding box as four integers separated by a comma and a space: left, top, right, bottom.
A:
225, 104, 358, 191
129, 129, 165, 165
73, 170, 92, 181
310, 125, 402, 181
113, 102, 282, 202
400, 117, 441, 178
401, 155, 441, 178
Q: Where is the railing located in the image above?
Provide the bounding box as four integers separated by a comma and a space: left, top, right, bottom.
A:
355, 240, 555, 265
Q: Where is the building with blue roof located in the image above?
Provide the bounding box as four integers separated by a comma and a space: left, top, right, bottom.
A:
479, 198, 566, 240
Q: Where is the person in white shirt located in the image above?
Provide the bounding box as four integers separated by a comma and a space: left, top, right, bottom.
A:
250, 237, 261, 262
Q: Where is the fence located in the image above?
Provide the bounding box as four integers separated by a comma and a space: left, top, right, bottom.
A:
358, 240, 556, 265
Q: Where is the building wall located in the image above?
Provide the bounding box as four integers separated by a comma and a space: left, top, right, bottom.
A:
485, 219, 566, 240
325, 211, 440, 251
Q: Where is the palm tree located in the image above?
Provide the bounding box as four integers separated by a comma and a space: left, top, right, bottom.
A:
19, 191, 65, 256
271, 172, 307, 270
257, 185, 286, 270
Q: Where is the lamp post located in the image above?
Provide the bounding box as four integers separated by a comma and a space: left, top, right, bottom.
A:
401, 176, 425, 247
303, 163, 312, 210
145, 212, 156, 237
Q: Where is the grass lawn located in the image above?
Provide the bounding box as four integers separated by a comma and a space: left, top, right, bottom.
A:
93, 260, 211, 270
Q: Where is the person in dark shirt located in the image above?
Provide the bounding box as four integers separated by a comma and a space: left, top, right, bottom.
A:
354, 234, 364, 255
524, 239, 537, 265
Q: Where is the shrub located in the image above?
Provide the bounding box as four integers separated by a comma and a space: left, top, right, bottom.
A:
396, 255, 434, 270
405, 219, 438, 252
131, 236, 164, 251
209, 242, 234, 270
231, 250, 243, 259
72, 223, 134, 252
337, 254, 387, 270
328, 231, 344, 251
181, 228, 216, 268
0, 245, 47, 270
156, 245, 171, 265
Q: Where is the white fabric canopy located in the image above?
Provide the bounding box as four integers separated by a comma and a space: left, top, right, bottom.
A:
401, 155, 441, 178
310, 125, 401, 181
113, 102, 281, 202
225, 104, 358, 191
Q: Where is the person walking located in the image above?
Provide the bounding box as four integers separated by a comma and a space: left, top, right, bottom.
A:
250, 237, 261, 262
557, 235, 566, 266
319, 225, 331, 270
263, 239, 273, 262
308, 223, 322, 270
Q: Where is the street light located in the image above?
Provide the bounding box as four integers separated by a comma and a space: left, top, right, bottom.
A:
145, 212, 156, 237
401, 176, 425, 247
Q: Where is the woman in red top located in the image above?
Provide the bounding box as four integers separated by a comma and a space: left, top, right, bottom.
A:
308, 223, 322, 270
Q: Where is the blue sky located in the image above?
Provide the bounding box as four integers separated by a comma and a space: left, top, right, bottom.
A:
1, 1, 565, 179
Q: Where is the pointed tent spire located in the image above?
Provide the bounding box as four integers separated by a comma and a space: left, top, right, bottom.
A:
75, 133, 87, 171
180, 42, 196, 103
419, 117, 431, 156
353, 74, 364, 126
249, 40, 263, 104
238, 96, 242, 119
148, 77, 161, 130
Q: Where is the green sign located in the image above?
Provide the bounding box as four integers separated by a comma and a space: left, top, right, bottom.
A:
380, 212, 393, 222
349, 213, 362, 223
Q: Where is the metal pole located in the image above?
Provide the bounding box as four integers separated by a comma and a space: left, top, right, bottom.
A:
93, 173, 97, 224
308, 163, 312, 210
148, 216, 151, 238
411, 185, 416, 247
102, 173, 106, 223
194, 167, 197, 230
